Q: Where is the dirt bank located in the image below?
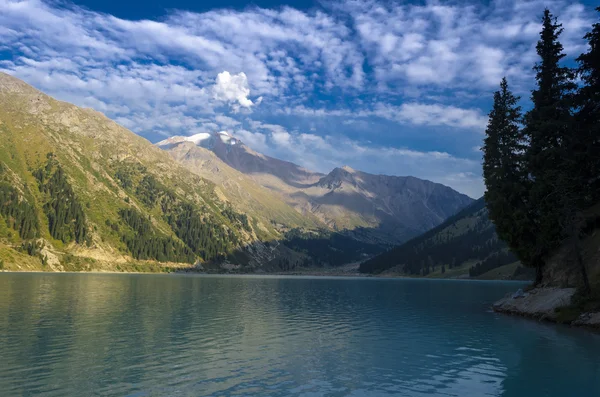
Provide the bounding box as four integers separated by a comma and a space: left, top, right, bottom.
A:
493, 287, 600, 329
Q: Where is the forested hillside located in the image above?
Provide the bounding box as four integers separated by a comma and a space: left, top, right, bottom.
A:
358, 198, 520, 277
0, 73, 388, 272
0, 72, 263, 272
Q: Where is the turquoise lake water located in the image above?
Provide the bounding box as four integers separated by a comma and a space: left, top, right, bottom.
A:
0, 273, 599, 396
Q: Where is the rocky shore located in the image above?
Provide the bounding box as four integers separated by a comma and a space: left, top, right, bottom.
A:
493, 287, 600, 329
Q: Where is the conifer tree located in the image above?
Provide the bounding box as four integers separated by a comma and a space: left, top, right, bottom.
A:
523, 9, 576, 281
483, 78, 534, 269
574, 7, 600, 204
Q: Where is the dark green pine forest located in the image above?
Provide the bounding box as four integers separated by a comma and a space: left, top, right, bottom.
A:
1, 151, 254, 266
483, 8, 600, 294
359, 198, 518, 276
0, 165, 39, 240
361, 8, 600, 284
34, 154, 89, 245
110, 163, 250, 263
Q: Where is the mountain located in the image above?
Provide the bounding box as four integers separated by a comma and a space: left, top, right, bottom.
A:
162, 140, 324, 231
0, 72, 301, 272
0, 73, 475, 274
358, 198, 533, 279
159, 134, 474, 244
157, 132, 323, 188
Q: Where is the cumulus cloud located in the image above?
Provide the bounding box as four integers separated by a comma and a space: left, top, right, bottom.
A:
212, 71, 256, 110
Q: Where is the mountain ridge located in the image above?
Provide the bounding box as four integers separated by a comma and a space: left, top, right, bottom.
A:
0, 72, 288, 272
358, 197, 533, 280
159, 132, 474, 244
0, 72, 474, 273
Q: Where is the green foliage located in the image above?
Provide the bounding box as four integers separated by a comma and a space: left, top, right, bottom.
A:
111, 162, 251, 262
359, 199, 506, 275
523, 9, 577, 271
114, 162, 146, 191
19, 240, 43, 256
0, 182, 39, 239
136, 175, 162, 207
574, 7, 600, 204
115, 169, 133, 190
165, 202, 237, 261
482, 78, 535, 269
221, 207, 251, 232
482, 9, 600, 288
34, 155, 89, 245
118, 208, 195, 263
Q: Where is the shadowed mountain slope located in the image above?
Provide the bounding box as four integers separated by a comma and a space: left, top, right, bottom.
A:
159, 137, 474, 244
359, 198, 527, 278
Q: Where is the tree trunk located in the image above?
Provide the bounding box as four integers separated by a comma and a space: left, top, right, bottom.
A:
535, 259, 544, 286
574, 235, 591, 296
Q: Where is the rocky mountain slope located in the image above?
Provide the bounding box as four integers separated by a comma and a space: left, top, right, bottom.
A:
0, 72, 312, 272
359, 198, 532, 279
0, 73, 476, 273
163, 141, 324, 231
159, 134, 474, 244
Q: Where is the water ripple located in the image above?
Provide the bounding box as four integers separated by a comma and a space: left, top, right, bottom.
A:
1, 274, 600, 396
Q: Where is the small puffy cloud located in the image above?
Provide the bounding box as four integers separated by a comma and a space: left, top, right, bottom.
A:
212, 71, 256, 110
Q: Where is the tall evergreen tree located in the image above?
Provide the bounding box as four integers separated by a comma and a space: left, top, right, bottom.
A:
483, 78, 534, 269
523, 9, 576, 281
574, 7, 600, 204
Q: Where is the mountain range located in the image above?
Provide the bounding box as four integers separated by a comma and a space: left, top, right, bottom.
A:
0, 72, 475, 272
157, 131, 474, 245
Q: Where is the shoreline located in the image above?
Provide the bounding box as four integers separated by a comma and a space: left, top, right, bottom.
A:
493, 287, 600, 331
0, 268, 531, 282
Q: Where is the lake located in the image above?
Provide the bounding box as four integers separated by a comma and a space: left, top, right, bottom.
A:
0, 274, 599, 396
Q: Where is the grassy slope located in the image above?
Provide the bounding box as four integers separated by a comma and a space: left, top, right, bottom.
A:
360, 199, 490, 271
164, 143, 323, 232
0, 73, 270, 271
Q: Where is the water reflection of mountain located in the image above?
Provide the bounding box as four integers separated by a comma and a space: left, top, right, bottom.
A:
1, 275, 599, 396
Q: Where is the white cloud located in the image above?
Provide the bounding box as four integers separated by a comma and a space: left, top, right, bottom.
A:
390, 103, 488, 130
214, 114, 241, 128
277, 103, 488, 131
212, 71, 255, 110
0, 0, 595, 195
233, 122, 483, 197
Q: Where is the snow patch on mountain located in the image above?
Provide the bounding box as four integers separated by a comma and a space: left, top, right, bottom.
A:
217, 131, 237, 145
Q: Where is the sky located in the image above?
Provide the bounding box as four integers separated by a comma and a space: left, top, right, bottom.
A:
0, 0, 597, 198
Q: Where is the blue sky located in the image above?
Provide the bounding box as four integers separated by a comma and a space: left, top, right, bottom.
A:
0, 0, 597, 197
